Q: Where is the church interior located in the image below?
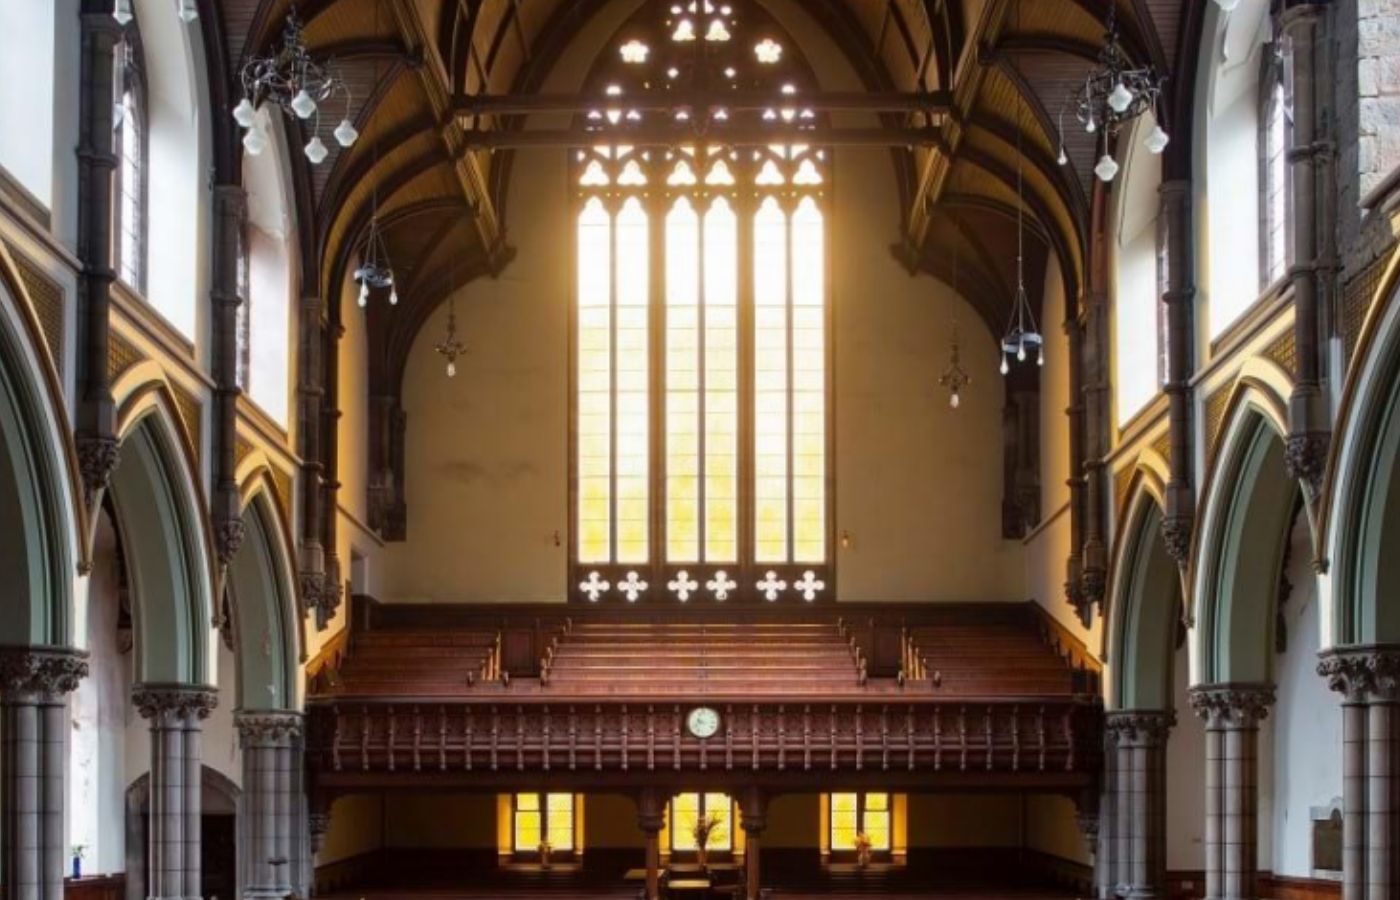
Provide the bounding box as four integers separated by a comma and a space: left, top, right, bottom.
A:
0, 0, 1397, 898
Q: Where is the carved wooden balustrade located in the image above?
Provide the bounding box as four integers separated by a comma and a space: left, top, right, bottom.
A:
304, 697, 1101, 788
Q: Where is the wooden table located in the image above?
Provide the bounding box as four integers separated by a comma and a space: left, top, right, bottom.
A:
622, 867, 649, 882
665, 877, 711, 895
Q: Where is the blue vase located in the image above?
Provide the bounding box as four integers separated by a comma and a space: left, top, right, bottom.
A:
71, 855, 81, 879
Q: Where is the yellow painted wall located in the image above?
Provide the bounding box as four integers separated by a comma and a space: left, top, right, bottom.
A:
583, 793, 644, 849
320, 793, 384, 865
1024, 793, 1090, 863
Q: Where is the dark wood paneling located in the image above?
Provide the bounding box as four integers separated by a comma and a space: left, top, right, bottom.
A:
63, 875, 125, 900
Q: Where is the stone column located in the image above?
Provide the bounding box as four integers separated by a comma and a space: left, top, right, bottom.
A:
636, 789, 666, 900
1189, 685, 1275, 900
133, 684, 218, 900
738, 789, 767, 900
1158, 179, 1196, 565
0, 648, 88, 900
1319, 647, 1400, 900
1108, 711, 1174, 900
1280, 2, 1334, 497
1095, 728, 1118, 900
74, 0, 124, 504
236, 711, 303, 899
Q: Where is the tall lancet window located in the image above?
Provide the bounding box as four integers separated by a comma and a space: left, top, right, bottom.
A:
572, 0, 830, 604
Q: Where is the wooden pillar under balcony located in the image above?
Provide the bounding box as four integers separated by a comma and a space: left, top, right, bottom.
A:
637, 788, 666, 900
739, 788, 768, 900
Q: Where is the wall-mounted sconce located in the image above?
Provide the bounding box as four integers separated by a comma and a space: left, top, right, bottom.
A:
840, 530, 853, 550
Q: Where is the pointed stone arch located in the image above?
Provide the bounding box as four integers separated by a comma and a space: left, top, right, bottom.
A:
1106, 475, 1182, 711
0, 246, 82, 647
230, 472, 305, 710
1322, 249, 1400, 648
109, 394, 216, 685
1190, 384, 1297, 685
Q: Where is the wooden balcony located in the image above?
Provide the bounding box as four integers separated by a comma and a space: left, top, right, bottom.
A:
304, 600, 1103, 792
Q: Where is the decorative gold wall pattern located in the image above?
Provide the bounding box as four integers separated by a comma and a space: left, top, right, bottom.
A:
170, 382, 202, 462
9, 248, 64, 367
1342, 251, 1390, 362
235, 434, 255, 470
1204, 385, 1232, 470
108, 330, 142, 382
1114, 466, 1135, 522
271, 465, 295, 534
1263, 329, 1296, 375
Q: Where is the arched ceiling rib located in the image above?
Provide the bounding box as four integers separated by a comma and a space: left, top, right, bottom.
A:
216, 0, 1189, 384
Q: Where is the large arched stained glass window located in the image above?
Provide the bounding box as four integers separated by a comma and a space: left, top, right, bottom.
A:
572, 1, 830, 604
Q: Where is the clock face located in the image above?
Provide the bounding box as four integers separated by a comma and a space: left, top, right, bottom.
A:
687, 706, 720, 739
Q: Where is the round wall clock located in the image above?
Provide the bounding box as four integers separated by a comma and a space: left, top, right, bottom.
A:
687, 706, 720, 739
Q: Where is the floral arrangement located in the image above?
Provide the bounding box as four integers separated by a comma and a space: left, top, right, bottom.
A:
692, 810, 724, 864
854, 832, 873, 868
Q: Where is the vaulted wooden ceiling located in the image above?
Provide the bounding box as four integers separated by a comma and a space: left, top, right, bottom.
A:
209, 0, 1197, 393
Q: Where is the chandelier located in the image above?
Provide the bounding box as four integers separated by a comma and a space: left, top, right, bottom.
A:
939, 324, 971, 408
353, 214, 396, 308
114, 0, 198, 25
434, 296, 467, 378
231, 10, 358, 164
1055, 2, 1169, 182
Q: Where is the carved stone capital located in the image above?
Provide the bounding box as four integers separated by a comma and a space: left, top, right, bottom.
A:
235, 710, 304, 747
1284, 431, 1329, 497
304, 568, 343, 632
1105, 710, 1175, 747
132, 684, 219, 722
76, 433, 121, 507
1160, 514, 1193, 565
1318, 647, 1400, 703
1188, 684, 1275, 729
0, 646, 89, 697
1081, 565, 1107, 613
215, 514, 247, 566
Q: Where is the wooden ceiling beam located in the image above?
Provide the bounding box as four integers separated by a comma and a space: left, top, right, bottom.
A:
456, 125, 947, 149
453, 90, 953, 117
386, 0, 506, 262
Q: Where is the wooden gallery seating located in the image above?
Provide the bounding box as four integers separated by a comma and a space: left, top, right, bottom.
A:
539, 621, 864, 695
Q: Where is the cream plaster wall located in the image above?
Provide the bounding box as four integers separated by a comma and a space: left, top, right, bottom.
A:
1024, 794, 1088, 863
377, 142, 1021, 604
1167, 639, 1206, 871
320, 793, 385, 866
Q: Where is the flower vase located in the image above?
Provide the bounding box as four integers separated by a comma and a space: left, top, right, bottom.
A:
71, 855, 81, 880
696, 846, 708, 869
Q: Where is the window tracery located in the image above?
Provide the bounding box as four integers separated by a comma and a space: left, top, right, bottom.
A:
1260, 36, 1293, 290
572, 0, 830, 604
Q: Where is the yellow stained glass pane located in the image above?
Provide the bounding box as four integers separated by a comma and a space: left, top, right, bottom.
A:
704, 793, 732, 850
831, 792, 858, 850
704, 198, 738, 562
514, 793, 542, 850
577, 200, 612, 562
546, 794, 575, 851
616, 198, 649, 563
667, 199, 701, 561
791, 199, 825, 562
865, 793, 888, 811
754, 198, 788, 562
671, 793, 700, 851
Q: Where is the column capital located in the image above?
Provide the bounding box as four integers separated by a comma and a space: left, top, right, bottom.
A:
737, 786, 768, 835
1104, 709, 1175, 747
235, 710, 304, 747
635, 788, 668, 833
132, 683, 219, 722
0, 645, 89, 697
1318, 646, 1400, 703
1188, 683, 1275, 728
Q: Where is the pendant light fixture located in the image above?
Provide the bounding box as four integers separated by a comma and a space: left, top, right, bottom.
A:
434, 294, 467, 378
939, 323, 971, 409
1002, 32, 1043, 375
1054, 0, 1168, 182
231, 7, 357, 164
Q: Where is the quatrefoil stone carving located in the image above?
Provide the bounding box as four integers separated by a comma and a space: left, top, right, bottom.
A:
619, 570, 649, 602
757, 570, 787, 601
707, 570, 738, 601
579, 571, 610, 602
668, 570, 700, 601
794, 570, 825, 601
